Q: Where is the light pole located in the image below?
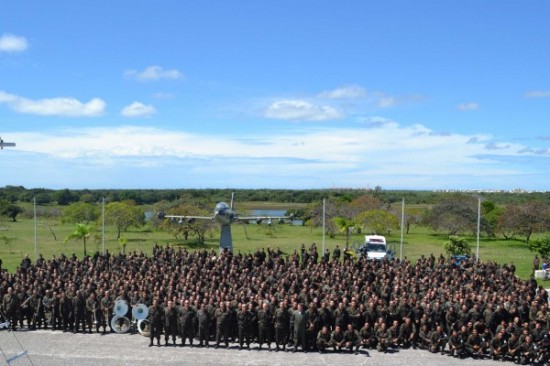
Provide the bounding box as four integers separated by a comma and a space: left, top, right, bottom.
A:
322, 198, 326, 256
102, 197, 105, 255
400, 198, 405, 260
476, 196, 481, 261
34, 197, 37, 261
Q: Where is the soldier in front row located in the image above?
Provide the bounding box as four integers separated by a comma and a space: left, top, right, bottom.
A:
429, 325, 447, 354
164, 300, 178, 346
197, 302, 211, 347
517, 335, 536, 365
292, 303, 309, 352
59, 292, 72, 332
1, 287, 18, 331
465, 328, 484, 358
489, 330, 508, 361
148, 299, 163, 347
42, 290, 54, 330
359, 322, 376, 349
330, 325, 345, 351
215, 301, 230, 348
73, 291, 87, 333
316, 326, 331, 353
343, 323, 361, 354
257, 302, 272, 350
85, 293, 100, 333
274, 301, 289, 351
179, 299, 196, 346
27, 290, 42, 330
376, 322, 390, 353
99, 290, 112, 334
237, 303, 252, 349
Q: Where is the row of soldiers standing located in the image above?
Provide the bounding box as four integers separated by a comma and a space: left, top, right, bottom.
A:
1, 286, 122, 334
146, 298, 361, 352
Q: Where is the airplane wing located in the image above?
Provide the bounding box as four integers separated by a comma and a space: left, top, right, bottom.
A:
162, 214, 214, 221
235, 214, 294, 223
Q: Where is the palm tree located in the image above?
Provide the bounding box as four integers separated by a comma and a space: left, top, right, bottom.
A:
64, 223, 93, 257
333, 217, 355, 247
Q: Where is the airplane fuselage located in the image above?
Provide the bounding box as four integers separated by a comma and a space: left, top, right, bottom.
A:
214, 202, 235, 225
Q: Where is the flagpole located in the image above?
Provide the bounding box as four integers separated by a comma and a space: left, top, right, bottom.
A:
102, 197, 106, 255
476, 197, 481, 261
34, 197, 37, 261
322, 198, 326, 256
400, 198, 404, 260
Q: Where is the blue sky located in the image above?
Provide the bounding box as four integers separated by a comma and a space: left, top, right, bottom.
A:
1, 1, 549, 190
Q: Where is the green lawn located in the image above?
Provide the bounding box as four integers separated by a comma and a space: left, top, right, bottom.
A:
0, 213, 543, 283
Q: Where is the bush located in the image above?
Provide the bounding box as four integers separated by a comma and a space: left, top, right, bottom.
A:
443, 235, 472, 256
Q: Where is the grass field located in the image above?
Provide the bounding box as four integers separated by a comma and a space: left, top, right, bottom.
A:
0, 205, 544, 284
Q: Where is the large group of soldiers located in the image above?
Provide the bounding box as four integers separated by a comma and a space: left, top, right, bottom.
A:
1, 244, 549, 365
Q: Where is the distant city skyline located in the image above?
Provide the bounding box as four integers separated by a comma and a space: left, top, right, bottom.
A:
1, 1, 549, 191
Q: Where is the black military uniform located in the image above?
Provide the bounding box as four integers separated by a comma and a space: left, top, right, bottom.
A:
429, 326, 447, 354
316, 327, 331, 353
330, 326, 345, 352
274, 304, 289, 351
343, 324, 361, 354
164, 302, 178, 346
178, 301, 196, 346
148, 301, 164, 347
359, 323, 376, 349
52, 292, 61, 331
490, 332, 508, 361
59, 292, 73, 332
197, 303, 211, 347
215, 303, 230, 347
237, 305, 252, 349
465, 329, 484, 358
257, 303, 273, 350
518, 335, 536, 365
73, 291, 87, 333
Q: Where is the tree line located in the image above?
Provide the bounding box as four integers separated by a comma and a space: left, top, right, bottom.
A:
1, 185, 550, 206
1, 187, 550, 257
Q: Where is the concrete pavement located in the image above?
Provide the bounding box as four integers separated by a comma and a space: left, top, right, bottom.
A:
0, 329, 508, 366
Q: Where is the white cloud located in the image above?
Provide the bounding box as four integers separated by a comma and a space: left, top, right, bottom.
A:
457, 102, 479, 111
7, 123, 546, 190
377, 96, 397, 108
525, 91, 550, 98
0, 33, 28, 53
124, 66, 183, 82
121, 102, 156, 117
318, 85, 366, 99
264, 99, 343, 121
0, 90, 105, 117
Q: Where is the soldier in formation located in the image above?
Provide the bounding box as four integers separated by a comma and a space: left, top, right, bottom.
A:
0, 245, 548, 364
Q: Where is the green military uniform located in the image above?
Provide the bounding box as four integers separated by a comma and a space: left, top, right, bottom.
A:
274, 306, 289, 351
197, 305, 211, 347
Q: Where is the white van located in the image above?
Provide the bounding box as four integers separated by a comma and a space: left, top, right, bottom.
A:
362, 235, 393, 261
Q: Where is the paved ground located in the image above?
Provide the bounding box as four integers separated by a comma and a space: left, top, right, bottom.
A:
0, 329, 509, 366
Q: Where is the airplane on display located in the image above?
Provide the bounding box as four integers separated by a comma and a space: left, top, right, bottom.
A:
157, 193, 294, 252
0, 137, 16, 149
